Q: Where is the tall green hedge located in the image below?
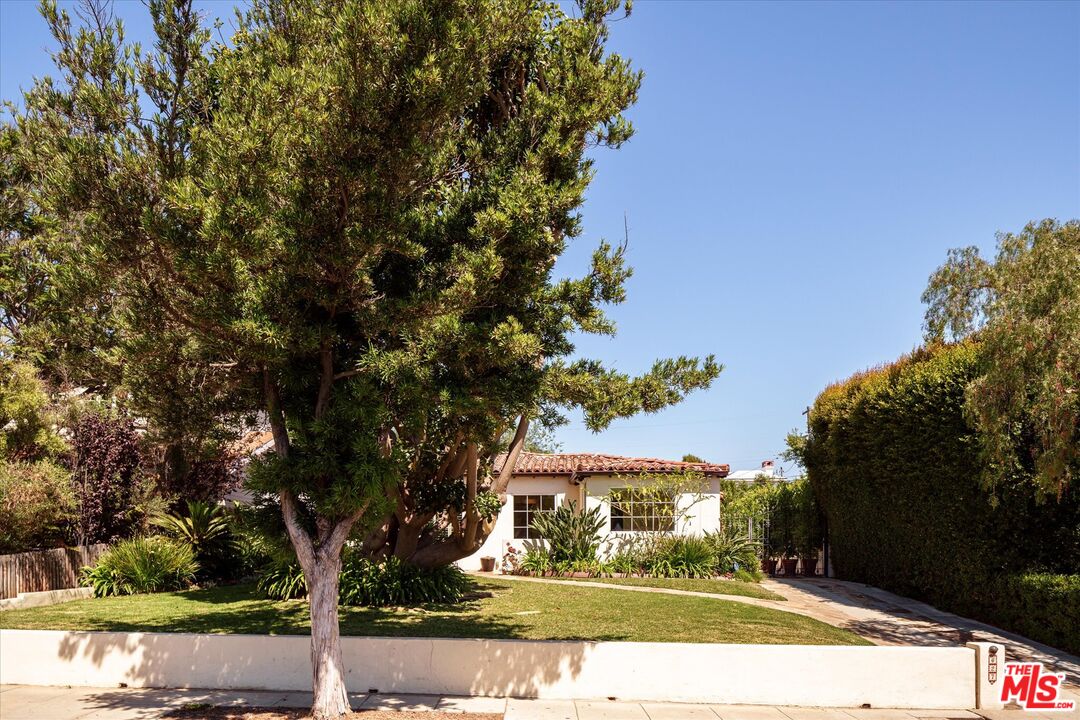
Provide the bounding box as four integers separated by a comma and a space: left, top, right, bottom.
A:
805, 342, 1080, 654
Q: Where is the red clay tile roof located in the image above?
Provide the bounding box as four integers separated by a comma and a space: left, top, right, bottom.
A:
230, 430, 274, 458
496, 452, 729, 477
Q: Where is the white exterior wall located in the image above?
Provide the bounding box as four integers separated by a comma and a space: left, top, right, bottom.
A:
457, 476, 577, 571
0, 629, 980, 708
583, 475, 722, 558
457, 473, 724, 570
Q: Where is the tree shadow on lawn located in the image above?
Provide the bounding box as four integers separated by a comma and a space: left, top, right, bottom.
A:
33, 579, 626, 641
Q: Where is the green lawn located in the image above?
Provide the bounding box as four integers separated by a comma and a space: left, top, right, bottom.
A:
554, 575, 786, 601
0, 578, 865, 645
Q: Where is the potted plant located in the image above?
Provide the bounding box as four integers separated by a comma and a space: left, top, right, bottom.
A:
780, 541, 799, 577
761, 533, 779, 576
792, 478, 822, 577
479, 555, 496, 572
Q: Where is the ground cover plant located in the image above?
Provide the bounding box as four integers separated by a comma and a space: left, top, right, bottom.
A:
0, 578, 865, 646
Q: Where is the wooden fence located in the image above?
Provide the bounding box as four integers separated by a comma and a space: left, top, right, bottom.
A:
0, 544, 108, 599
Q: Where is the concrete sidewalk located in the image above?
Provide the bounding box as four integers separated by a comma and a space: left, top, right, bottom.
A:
0, 686, 992, 720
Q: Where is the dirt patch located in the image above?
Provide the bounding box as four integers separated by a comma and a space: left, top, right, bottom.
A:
165, 707, 502, 719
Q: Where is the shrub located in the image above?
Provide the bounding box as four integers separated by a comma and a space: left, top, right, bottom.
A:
82, 536, 198, 596
227, 499, 293, 576
154, 500, 228, 550
648, 535, 716, 578
0, 360, 66, 462
339, 556, 467, 606
0, 460, 76, 552
158, 451, 241, 503
154, 500, 238, 582
69, 410, 147, 544
705, 528, 760, 576
518, 547, 550, 575
258, 554, 469, 607
989, 574, 1080, 655
257, 560, 307, 600
529, 501, 604, 563
806, 341, 1080, 653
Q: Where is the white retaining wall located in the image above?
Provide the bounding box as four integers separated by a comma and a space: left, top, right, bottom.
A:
0, 630, 978, 708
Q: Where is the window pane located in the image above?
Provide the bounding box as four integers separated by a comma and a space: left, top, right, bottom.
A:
513, 526, 528, 539
541, 495, 555, 511
513, 496, 526, 511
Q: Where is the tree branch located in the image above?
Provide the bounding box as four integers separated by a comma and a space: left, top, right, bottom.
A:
494, 415, 529, 494
315, 340, 333, 420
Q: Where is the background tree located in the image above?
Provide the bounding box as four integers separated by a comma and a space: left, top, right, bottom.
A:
681, 453, 704, 463
922, 219, 1079, 497
10, 0, 720, 716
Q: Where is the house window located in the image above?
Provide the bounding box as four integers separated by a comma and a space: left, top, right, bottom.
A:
513, 494, 556, 539
609, 488, 676, 532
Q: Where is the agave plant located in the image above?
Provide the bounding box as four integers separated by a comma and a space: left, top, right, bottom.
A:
529, 501, 605, 564
153, 500, 229, 555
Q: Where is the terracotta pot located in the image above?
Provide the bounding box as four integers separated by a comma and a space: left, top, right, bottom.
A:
479, 556, 496, 573
800, 557, 819, 576
762, 558, 778, 576
781, 558, 798, 576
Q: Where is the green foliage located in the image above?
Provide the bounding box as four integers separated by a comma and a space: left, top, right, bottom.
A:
153, 500, 239, 582
82, 536, 198, 597
153, 501, 228, 552
257, 560, 308, 601
518, 548, 551, 575
227, 499, 295, 575
529, 501, 605, 564
7, 0, 720, 585
0, 360, 65, 462
0, 459, 76, 552
923, 220, 1080, 496
474, 491, 503, 523
806, 341, 1080, 653
681, 454, 704, 463
704, 528, 761, 576
984, 574, 1080, 656
259, 555, 468, 607
647, 535, 715, 578
339, 556, 468, 607
722, 479, 818, 560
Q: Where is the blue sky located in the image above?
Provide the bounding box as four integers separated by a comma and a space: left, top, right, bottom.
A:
2, 1, 1078, 472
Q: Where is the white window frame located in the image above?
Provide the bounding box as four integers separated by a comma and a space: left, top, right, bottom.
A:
513, 494, 557, 539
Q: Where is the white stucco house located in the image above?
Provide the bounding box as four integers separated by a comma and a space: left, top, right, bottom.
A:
457, 451, 731, 571
725, 459, 786, 482
227, 432, 736, 572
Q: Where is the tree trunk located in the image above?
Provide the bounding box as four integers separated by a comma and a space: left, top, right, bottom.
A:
308, 555, 351, 720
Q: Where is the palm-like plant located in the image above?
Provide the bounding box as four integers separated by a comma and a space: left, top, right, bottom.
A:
529, 501, 605, 564
705, 528, 761, 574
153, 500, 229, 555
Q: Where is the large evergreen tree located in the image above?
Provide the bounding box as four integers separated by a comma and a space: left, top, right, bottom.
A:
7, 0, 720, 715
